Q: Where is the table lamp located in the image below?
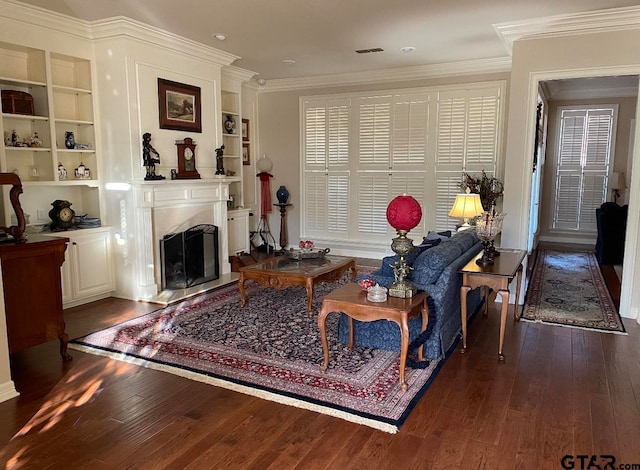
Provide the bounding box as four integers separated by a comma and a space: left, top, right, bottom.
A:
386, 194, 422, 298
448, 188, 484, 231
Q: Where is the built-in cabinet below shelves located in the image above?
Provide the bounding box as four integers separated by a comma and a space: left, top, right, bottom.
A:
227, 208, 250, 255
42, 228, 114, 308
0, 41, 102, 231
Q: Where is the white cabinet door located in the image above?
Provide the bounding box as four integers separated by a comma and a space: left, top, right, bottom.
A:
69, 230, 114, 300
227, 209, 250, 255
44, 229, 115, 306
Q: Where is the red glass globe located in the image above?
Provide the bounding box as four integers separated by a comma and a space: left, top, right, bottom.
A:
386, 195, 422, 231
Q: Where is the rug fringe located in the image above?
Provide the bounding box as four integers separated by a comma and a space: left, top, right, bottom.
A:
518, 316, 628, 335
69, 343, 399, 434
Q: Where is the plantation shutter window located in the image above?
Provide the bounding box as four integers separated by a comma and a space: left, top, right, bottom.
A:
433, 86, 502, 231
301, 82, 504, 248
552, 106, 616, 232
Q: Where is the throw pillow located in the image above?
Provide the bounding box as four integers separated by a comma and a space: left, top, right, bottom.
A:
424, 230, 451, 242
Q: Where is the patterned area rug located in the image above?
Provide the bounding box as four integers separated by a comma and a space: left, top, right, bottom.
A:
521, 249, 626, 333
70, 273, 445, 433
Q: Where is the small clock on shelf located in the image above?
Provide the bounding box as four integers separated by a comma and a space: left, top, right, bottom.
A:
49, 200, 75, 231
175, 137, 200, 179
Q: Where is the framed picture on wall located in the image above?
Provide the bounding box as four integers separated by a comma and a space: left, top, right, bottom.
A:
242, 143, 250, 165
242, 118, 250, 141
158, 78, 202, 133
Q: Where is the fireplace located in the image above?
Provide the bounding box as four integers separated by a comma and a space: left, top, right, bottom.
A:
161, 224, 219, 290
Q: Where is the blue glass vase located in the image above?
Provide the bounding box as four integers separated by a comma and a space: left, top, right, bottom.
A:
276, 185, 289, 204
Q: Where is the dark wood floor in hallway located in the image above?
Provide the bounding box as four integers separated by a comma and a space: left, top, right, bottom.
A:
1, 289, 639, 468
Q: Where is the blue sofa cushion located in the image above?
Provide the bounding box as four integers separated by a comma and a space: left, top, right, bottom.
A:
412, 240, 463, 285
450, 230, 478, 252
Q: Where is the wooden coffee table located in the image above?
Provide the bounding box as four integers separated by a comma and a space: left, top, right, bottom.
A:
318, 282, 429, 391
238, 255, 357, 314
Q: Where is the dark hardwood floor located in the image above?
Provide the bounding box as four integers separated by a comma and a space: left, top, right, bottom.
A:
1, 253, 639, 469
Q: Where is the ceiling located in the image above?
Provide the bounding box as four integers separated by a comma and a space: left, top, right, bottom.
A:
11, 0, 640, 82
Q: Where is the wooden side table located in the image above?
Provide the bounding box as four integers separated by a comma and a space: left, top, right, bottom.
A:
318, 283, 429, 391
459, 249, 526, 361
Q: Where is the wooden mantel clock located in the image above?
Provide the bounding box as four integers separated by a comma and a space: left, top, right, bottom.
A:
175, 137, 200, 179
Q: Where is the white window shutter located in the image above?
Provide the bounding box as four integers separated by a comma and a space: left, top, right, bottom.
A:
553, 106, 616, 232
358, 98, 391, 166
392, 94, 429, 166
356, 174, 390, 238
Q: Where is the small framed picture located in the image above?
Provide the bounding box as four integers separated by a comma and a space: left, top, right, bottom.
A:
157, 78, 202, 133
242, 143, 250, 165
242, 118, 250, 141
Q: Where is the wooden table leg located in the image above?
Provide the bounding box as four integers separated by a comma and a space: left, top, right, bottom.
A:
306, 278, 314, 315
418, 296, 429, 361
498, 289, 509, 361
397, 317, 410, 392
318, 303, 331, 373
347, 316, 355, 349
513, 265, 524, 320
238, 273, 247, 307
460, 284, 471, 353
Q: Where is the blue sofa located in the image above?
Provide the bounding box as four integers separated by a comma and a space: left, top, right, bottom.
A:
338, 230, 483, 360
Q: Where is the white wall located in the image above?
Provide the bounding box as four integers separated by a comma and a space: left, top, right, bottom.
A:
502, 29, 640, 320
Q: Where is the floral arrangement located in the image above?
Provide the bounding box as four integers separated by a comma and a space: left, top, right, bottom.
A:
459, 170, 504, 211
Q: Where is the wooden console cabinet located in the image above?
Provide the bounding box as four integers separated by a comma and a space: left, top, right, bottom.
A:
0, 235, 71, 361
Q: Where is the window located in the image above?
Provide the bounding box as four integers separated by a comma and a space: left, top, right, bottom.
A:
301, 82, 504, 248
552, 105, 617, 232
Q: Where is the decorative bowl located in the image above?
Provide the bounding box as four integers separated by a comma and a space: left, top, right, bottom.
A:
367, 284, 388, 302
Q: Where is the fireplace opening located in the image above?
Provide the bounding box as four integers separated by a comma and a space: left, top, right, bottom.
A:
160, 224, 219, 290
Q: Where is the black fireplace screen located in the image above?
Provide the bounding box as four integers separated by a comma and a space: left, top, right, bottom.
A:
160, 224, 219, 290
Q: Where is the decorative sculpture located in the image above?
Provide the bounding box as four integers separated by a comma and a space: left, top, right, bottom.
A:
142, 132, 165, 180
215, 144, 225, 175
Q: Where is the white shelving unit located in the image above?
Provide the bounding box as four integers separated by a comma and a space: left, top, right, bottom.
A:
0, 40, 112, 307
221, 68, 253, 255
0, 42, 102, 226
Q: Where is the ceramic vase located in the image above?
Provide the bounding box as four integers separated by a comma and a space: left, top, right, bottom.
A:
276, 185, 289, 204
64, 131, 75, 149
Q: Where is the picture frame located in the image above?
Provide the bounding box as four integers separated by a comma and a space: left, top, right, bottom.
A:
242, 118, 250, 141
242, 143, 250, 165
158, 78, 202, 133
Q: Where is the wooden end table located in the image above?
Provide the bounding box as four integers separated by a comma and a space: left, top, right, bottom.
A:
318, 283, 429, 391
238, 255, 357, 315
459, 248, 526, 361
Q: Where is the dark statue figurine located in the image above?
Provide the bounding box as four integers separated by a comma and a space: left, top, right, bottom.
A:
143, 132, 165, 180
215, 144, 225, 175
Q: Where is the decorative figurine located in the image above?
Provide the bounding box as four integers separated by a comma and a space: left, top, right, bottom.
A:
215, 144, 225, 175
30, 132, 42, 148
11, 129, 19, 146
58, 162, 67, 180
4, 131, 10, 146
143, 132, 165, 180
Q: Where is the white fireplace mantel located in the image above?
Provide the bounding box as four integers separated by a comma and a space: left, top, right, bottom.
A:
131, 178, 234, 300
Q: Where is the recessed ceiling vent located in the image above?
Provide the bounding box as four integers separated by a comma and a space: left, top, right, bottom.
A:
355, 48, 384, 54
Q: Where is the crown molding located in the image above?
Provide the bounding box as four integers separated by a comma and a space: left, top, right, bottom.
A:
0, 0, 92, 39
258, 57, 512, 92
222, 65, 257, 83
90, 17, 239, 67
494, 5, 640, 55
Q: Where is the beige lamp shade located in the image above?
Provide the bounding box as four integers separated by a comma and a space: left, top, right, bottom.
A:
448, 189, 484, 229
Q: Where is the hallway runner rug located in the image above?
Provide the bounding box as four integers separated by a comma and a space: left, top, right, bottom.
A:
70, 274, 445, 434
521, 249, 626, 333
